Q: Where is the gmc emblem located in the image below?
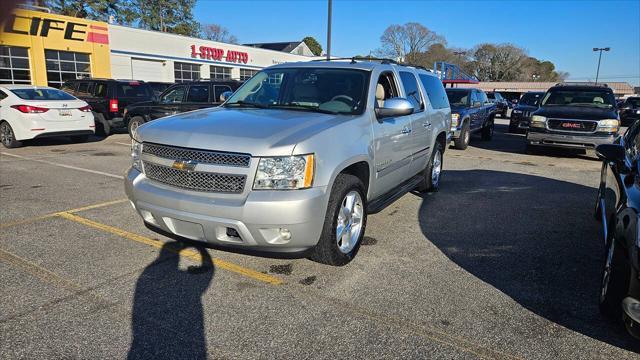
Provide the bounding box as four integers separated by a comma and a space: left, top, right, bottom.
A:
562, 122, 582, 129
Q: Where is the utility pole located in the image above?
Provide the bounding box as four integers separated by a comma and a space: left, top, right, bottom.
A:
326, 0, 332, 60
593, 47, 610, 84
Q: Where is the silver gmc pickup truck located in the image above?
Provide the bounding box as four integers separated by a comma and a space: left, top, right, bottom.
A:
125, 59, 451, 265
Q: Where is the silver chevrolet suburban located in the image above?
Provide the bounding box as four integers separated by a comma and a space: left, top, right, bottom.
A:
125, 60, 451, 265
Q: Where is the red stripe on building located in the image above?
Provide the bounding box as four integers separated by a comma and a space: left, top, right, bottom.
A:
86, 32, 109, 44
89, 25, 108, 31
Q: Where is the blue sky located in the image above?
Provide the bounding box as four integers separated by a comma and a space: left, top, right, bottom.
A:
194, 0, 640, 85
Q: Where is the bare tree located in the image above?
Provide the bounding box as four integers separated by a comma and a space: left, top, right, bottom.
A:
470, 43, 526, 81
200, 24, 238, 44
377, 22, 446, 62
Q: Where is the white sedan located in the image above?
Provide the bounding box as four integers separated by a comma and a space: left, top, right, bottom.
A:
0, 85, 95, 148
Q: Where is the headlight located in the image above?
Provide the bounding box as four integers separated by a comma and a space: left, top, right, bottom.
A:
530, 115, 547, 128
597, 119, 620, 133
131, 139, 143, 172
451, 113, 460, 127
253, 154, 314, 190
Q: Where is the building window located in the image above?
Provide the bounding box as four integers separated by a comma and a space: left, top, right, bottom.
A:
0, 46, 31, 85
210, 65, 231, 80
240, 68, 258, 81
45, 49, 91, 88
174, 62, 200, 83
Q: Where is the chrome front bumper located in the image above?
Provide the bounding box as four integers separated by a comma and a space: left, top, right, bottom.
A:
125, 168, 328, 253
526, 130, 616, 149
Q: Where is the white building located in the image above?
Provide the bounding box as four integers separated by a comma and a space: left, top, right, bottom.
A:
108, 25, 317, 83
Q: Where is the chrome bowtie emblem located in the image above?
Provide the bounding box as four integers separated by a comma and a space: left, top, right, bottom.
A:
172, 160, 197, 172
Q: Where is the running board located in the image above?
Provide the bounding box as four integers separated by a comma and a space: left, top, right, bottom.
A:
367, 175, 424, 214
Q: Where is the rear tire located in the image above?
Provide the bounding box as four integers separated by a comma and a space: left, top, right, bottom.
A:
453, 121, 470, 150
599, 234, 630, 318
128, 116, 145, 139
481, 117, 494, 141
94, 113, 110, 136
310, 174, 367, 266
0, 122, 22, 148
416, 141, 443, 193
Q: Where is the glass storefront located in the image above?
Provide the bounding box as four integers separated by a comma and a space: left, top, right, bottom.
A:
174, 62, 201, 83
240, 68, 258, 81
210, 65, 232, 80
45, 49, 91, 88
0, 46, 31, 84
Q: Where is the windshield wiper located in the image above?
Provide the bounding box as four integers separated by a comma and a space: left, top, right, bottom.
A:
224, 100, 268, 109
269, 104, 341, 115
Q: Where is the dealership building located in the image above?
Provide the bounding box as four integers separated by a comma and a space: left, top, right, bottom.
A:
0, 8, 316, 88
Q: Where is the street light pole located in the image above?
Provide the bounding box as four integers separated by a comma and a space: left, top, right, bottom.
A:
593, 47, 610, 84
326, 0, 332, 60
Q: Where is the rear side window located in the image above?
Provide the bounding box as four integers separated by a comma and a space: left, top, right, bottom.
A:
116, 82, 152, 99
399, 71, 424, 112
186, 85, 210, 103
419, 74, 449, 109
11, 88, 76, 100
61, 82, 75, 94
76, 82, 94, 97
94, 82, 107, 97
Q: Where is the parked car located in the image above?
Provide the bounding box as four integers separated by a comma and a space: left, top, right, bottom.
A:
509, 91, 544, 132
446, 88, 497, 150
619, 96, 640, 126
61, 79, 155, 136
594, 121, 640, 339
125, 60, 451, 265
526, 83, 619, 153
0, 85, 94, 148
147, 81, 174, 97
487, 91, 509, 118
123, 80, 242, 137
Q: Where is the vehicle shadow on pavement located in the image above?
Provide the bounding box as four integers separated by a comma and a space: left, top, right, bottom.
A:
128, 242, 214, 360
417, 169, 640, 352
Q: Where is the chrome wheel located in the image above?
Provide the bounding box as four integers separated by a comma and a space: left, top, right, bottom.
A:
431, 149, 442, 187
336, 190, 364, 254
464, 128, 470, 145
129, 119, 141, 139
0, 123, 13, 147
601, 238, 615, 303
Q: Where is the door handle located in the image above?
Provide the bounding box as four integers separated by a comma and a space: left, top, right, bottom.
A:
401, 127, 412, 134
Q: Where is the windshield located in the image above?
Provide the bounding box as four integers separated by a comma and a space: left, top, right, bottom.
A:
541, 89, 615, 108
519, 93, 543, 106
11, 88, 76, 101
445, 90, 470, 106
224, 68, 369, 115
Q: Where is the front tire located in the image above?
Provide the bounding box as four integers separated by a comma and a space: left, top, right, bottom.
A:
416, 141, 443, 193
128, 116, 145, 139
0, 122, 23, 148
453, 121, 470, 150
310, 174, 367, 266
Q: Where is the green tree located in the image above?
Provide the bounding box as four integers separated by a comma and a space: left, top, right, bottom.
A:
42, 0, 135, 24
131, 0, 199, 36
302, 36, 322, 56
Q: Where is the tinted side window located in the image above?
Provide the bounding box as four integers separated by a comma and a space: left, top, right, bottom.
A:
478, 91, 489, 104
418, 74, 449, 109
214, 85, 232, 102
0, 90, 7, 100
94, 82, 107, 97
61, 81, 76, 94
117, 83, 153, 99
161, 86, 186, 103
399, 71, 424, 111
76, 82, 94, 97
186, 85, 210, 103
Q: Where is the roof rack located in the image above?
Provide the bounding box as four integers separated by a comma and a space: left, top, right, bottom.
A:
555, 82, 609, 88
312, 56, 431, 71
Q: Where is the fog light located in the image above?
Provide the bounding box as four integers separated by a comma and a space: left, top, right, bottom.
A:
226, 227, 240, 238
279, 228, 292, 240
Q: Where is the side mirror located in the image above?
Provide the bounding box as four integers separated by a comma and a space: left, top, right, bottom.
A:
473, 101, 482, 108
219, 91, 233, 102
596, 144, 625, 163
375, 98, 414, 119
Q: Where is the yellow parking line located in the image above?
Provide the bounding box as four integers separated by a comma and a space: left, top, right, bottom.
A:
0, 199, 128, 230
57, 212, 283, 285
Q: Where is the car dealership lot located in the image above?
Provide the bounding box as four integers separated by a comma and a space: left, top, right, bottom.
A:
0, 119, 638, 359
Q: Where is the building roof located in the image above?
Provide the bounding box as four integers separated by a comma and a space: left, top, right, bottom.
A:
455, 81, 636, 95
244, 41, 303, 53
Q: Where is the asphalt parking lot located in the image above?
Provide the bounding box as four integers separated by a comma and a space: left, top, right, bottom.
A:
1, 118, 639, 359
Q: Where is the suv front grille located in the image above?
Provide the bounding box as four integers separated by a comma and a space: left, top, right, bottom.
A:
143, 162, 246, 193
547, 119, 597, 132
143, 143, 250, 167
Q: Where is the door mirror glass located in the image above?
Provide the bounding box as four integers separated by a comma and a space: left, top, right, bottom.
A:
220, 91, 233, 102
375, 98, 414, 119
596, 144, 625, 163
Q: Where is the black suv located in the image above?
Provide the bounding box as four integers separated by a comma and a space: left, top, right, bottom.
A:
619, 96, 640, 126
509, 91, 544, 132
62, 79, 155, 136
526, 83, 620, 153
487, 91, 508, 118
123, 80, 242, 137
